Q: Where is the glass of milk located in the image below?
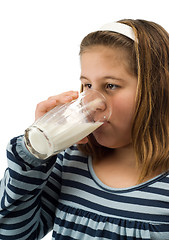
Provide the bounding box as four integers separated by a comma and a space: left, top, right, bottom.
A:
24, 90, 111, 159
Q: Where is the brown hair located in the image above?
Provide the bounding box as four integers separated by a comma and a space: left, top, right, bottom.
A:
78, 19, 169, 183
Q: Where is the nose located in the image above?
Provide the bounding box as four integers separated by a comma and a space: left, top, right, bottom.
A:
95, 100, 106, 112
86, 98, 108, 122
81, 89, 111, 122
86, 97, 106, 110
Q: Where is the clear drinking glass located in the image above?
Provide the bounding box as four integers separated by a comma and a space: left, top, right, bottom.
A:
24, 89, 111, 159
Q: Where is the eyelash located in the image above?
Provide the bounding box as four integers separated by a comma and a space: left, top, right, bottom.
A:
83, 83, 119, 90
83, 84, 92, 89
106, 83, 119, 90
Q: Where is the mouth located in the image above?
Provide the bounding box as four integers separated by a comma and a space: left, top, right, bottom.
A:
102, 119, 110, 124
95, 120, 110, 129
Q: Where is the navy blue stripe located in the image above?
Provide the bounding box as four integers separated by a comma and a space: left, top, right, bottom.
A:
57, 203, 150, 229
54, 217, 148, 240
41, 202, 55, 221
64, 151, 88, 163
0, 188, 39, 214
51, 162, 62, 173
7, 150, 27, 171
41, 213, 51, 236
1, 188, 7, 210
3, 196, 40, 218
158, 174, 169, 183
8, 168, 47, 185
57, 152, 63, 161
52, 232, 77, 240
0, 204, 39, 230
7, 148, 56, 174
140, 185, 169, 196
62, 178, 169, 209
69, 145, 79, 151
0, 208, 10, 217
60, 192, 169, 222
7, 183, 41, 198
149, 222, 169, 232
42, 184, 60, 205
54, 217, 112, 238
53, 233, 149, 240
10, 137, 27, 169
1, 140, 168, 239
63, 166, 89, 178
0, 222, 37, 240
46, 176, 61, 194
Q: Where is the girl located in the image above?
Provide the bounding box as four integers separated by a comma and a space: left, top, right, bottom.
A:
0, 19, 169, 240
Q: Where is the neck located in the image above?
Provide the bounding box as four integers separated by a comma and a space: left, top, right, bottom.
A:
92, 144, 141, 188
96, 143, 136, 167
112, 144, 136, 166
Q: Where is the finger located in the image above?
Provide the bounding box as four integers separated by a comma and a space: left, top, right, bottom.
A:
48, 91, 79, 104
35, 99, 57, 120
35, 91, 79, 120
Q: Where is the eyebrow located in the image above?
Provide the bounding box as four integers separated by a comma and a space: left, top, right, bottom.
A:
80, 76, 88, 80
80, 75, 125, 82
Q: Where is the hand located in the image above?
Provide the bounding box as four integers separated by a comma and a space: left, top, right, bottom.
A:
35, 91, 79, 121
35, 90, 89, 145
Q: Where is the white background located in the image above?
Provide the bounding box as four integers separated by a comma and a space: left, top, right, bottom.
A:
0, 0, 168, 239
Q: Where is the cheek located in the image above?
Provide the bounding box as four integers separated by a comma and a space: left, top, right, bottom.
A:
111, 95, 136, 124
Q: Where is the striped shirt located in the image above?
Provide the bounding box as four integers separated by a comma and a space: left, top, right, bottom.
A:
0, 135, 169, 239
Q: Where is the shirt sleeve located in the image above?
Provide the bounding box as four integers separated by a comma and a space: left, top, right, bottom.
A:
0, 135, 63, 240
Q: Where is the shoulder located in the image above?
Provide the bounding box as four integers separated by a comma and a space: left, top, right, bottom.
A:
57, 145, 89, 163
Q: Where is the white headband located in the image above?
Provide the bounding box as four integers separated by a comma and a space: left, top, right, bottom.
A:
99, 22, 137, 42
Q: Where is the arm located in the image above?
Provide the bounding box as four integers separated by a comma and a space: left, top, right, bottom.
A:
0, 90, 79, 239
0, 135, 61, 239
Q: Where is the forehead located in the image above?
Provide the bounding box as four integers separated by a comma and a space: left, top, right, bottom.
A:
80, 45, 132, 74
81, 45, 127, 59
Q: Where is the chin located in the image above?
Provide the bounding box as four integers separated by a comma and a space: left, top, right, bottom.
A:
93, 123, 132, 149
92, 130, 128, 149
94, 137, 126, 149
92, 132, 114, 148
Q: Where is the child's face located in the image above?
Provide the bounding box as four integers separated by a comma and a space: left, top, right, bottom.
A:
80, 45, 137, 149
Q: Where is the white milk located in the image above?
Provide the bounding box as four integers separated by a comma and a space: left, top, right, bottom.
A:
28, 121, 103, 158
